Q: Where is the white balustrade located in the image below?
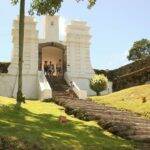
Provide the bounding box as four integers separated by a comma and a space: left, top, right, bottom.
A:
38, 71, 52, 100
64, 72, 87, 100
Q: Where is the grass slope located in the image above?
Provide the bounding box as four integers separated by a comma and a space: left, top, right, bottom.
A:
91, 84, 150, 119
0, 97, 134, 150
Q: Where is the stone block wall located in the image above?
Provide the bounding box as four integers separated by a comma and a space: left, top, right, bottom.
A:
112, 66, 150, 91
95, 57, 150, 91
109, 56, 150, 78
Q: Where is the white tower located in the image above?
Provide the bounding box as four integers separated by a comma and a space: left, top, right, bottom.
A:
43, 15, 60, 42
66, 21, 95, 95
8, 16, 39, 99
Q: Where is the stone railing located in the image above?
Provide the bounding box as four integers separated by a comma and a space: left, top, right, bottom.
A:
72, 82, 87, 100
38, 71, 52, 100
64, 72, 87, 100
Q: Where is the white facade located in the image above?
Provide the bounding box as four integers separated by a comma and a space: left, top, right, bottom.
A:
0, 15, 112, 100
0, 16, 38, 99
65, 21, 95, 95
43, 15, 60, 42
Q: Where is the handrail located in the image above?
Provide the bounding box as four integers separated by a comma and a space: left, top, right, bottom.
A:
64, 72, 87, 100
72, 81, 80, 90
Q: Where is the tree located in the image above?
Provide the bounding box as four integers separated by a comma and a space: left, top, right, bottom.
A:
127, 39, 150, 61
11, 0, 96, 107
89, 74, 108, 96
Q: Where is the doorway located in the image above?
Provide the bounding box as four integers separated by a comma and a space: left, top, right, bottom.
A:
38, 42, 66, 77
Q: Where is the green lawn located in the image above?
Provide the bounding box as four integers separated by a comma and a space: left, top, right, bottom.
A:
0, 96, 135, 150
91, 84, 150, 119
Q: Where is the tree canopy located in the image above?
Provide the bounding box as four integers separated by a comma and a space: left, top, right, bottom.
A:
89, 74, 108, 96
127, 39, 150, 61
11, 0, 96, 16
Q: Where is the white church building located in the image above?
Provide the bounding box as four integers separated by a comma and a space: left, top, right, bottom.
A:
0, 15, 112, 100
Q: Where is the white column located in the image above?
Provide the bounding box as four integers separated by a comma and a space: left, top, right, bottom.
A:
8, 16, 39, 99
8, 16, 38, 75
66, 21, 95, 96
66, 21, 94, 78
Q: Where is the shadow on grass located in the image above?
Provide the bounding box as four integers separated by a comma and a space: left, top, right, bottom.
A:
0, 104, 134, 150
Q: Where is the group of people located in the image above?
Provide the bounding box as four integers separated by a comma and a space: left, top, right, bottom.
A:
44, 59, 75, 98
44, 59, 62, 78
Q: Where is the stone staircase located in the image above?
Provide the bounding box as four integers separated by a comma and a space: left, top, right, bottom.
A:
54, 97, 150, 149
47, 76, 69, 91
46, 76, 150, 149
46, 76, 77, 99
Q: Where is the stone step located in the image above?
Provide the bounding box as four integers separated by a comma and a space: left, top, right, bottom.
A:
52, 84, 150, 144
134, 130, 150, 135
128, 135, 150, 142
136, 143, 150, 150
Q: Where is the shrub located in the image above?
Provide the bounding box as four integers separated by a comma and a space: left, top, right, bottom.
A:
90, 74, 108, 96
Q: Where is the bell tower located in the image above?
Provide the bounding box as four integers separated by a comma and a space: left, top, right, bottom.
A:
43, 15, 60, 42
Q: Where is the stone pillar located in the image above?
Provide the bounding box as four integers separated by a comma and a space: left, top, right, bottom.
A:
8, 16, 38, 75
8, 16, 39, 99
66, 21, 94, 78
66, 21, 95, 95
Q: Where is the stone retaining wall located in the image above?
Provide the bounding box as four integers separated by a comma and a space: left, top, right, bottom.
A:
109, 56, 150, 78
112, 66, 150, 91
95, 57, 150, 91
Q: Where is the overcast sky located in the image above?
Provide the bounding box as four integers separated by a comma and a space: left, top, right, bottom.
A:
0, 0, 150, 70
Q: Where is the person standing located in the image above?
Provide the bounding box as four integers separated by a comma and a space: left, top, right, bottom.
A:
48, 61, 55, 78
68, 81, 75, 98
56, 59, 62, 78
51, 63, 55, 77
48, 61, 52, 78
43, 61, 48, 76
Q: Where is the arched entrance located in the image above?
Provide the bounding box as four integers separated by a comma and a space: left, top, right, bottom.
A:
38, 42, 67, 77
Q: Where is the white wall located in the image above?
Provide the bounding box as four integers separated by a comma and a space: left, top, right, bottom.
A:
6, 16, 39, 99
0, 73, 38, 99
101, 81, 113, 95
66, 21, 94, 78
43, 15, 60, 42
72, 77, 95, 96
0, 74, 16, 98
65, 20, 96, 96
8, 16, 38, 75
12, 74, 38, 99
64, 72, 87, 99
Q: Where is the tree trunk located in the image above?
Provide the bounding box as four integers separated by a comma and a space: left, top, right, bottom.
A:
16, 0, 25, 107
96, 91, 100, 96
